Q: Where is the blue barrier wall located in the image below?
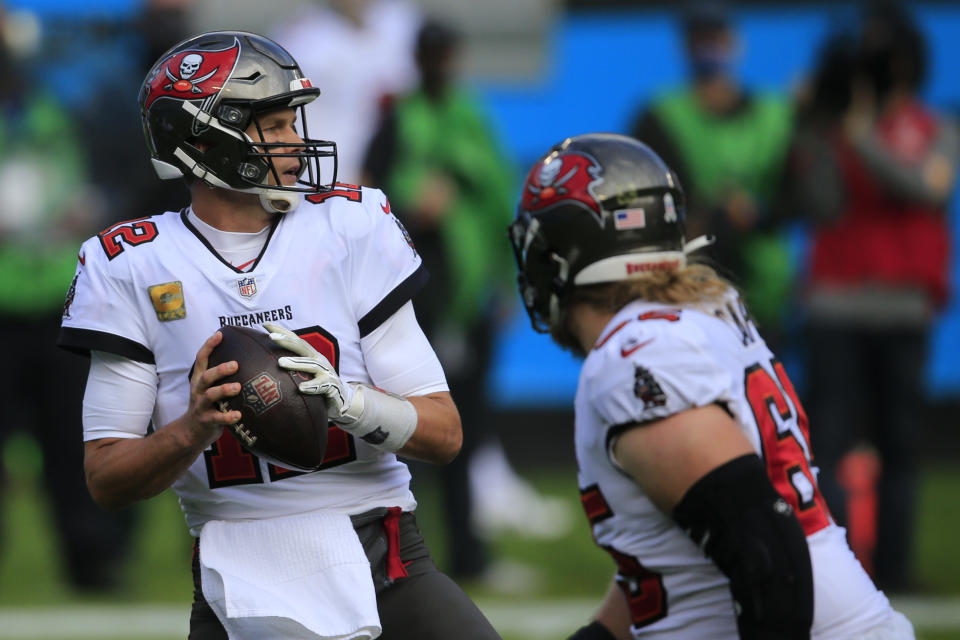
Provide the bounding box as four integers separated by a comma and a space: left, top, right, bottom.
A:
9, 0, 959, 402
484, 4, 960, 405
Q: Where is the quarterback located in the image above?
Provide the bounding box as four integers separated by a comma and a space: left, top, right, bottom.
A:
58, 31, 500, 640
508, 133, 914, 639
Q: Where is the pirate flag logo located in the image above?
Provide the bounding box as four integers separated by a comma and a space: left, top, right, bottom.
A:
142, 38, 241, 111
520, 151, 605, 223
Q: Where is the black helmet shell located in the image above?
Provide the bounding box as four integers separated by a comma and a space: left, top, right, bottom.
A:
509, 133, 700, 333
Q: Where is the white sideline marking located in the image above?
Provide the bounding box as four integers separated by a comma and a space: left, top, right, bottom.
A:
0, 597, 955, 638
0, 606, 187, 638
892, 596, 960, 629
486, 597, 960, 635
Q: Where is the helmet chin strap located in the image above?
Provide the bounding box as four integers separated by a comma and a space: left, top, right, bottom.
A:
174, 145, 303, 214
258, 190, 301, 214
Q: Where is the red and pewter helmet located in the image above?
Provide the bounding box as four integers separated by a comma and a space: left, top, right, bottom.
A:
508, 132, 712, 333
138, 30, 336, 213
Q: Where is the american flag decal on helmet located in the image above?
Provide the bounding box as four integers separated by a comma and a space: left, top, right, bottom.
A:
614, 208, 646, 230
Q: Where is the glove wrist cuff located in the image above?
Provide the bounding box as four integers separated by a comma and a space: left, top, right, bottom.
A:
337, 384, 417, 453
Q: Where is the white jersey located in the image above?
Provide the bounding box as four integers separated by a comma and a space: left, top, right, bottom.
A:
576, 291, 903, 639
60, 185, 428, 533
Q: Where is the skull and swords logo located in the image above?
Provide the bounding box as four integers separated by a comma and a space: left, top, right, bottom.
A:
141, 40, 241, 111
164, 53, 219, 93
520, 151, 605, 222
526, 157, 579, 204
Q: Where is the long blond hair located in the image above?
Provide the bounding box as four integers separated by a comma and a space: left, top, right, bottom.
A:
566, 261, 733, 312
549, 261, 736, 353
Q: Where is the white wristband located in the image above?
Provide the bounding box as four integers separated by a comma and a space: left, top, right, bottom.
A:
335, 383, 418, 453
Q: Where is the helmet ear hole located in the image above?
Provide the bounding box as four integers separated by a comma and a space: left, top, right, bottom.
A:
218, 104, 250, 129
238, 161, 267, 182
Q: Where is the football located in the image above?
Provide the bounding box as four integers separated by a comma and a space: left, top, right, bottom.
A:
207, 325, 328, 472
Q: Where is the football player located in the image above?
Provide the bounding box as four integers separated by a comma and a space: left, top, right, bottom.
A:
58, 31, 501, 639
508, 133, 914, 639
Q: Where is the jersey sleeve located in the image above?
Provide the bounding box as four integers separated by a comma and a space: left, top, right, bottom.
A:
346, 187, 429, 337
583, 321, 733, 446
361, 301, 448, 396
82, 351, 158, 441
57, 236, 155, 363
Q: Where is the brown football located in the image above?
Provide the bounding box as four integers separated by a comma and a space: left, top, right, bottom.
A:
207, 325, 328, 472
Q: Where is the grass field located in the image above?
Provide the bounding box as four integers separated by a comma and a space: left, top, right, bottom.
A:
1, 432, 958, 639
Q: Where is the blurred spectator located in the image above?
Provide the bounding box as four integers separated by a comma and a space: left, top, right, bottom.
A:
271, 0, 422, 185
783, 0, 958, 593
629, 1, 794, 349
76, 0, 192, 224
0, 4, 132, 591
363, 19, 571, 581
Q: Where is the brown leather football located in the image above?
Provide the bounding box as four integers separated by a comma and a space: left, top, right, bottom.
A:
207, 325, 328, 472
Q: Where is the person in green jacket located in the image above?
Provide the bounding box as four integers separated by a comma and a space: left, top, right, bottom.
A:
630, 1, 794, 348
0, 22, 133, 591
363, 18, 548, 581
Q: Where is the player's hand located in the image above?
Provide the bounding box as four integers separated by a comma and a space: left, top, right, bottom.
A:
263, 322, 356, 421
187, 331, 242, 447
264, 323, 418, 453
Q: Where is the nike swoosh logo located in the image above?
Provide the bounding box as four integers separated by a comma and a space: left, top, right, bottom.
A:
621, 338, 654, 358
381, 198, 391, 214
78, 251, 85, 265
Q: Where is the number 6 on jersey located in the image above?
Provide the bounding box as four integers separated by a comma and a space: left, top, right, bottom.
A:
745, 359, 832, 535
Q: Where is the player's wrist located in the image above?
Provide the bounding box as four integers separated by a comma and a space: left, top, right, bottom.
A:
176, 414, 222, 452
333, 383, 417, 453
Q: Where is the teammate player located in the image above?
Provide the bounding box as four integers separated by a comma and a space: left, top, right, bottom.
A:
508, 133, 913, 639
58, 31, 501, 639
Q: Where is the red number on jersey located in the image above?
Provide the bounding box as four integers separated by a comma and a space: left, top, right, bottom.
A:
744, 359, 831, 535
204, 430, 264, 489
294, 328, 357, 471
98, 218, 159, 259
306, 183, 362, 204
580, 484, 668, 628
605, 546, 669, 628
203, 325, 357, 488
580, 484, 614, 526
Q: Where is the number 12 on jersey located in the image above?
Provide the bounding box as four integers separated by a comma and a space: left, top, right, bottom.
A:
744, 359, 831, 535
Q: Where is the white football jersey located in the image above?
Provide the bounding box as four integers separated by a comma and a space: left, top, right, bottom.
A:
576, 291, 900, 639
60, 185, 428, 533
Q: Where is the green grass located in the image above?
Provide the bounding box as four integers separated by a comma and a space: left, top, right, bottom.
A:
0, 433, 195, 607
914, 467, 960, 595
1, 431, 958, 639
410, 470, 614, 600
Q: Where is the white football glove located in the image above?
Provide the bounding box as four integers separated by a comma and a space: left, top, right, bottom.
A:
263, 323, 417, 453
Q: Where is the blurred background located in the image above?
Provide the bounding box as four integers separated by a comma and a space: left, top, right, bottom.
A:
1, 0, 958, 638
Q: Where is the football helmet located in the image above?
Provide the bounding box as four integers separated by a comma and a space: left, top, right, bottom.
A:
508, 133, 711, 333
139, 31, 336, 213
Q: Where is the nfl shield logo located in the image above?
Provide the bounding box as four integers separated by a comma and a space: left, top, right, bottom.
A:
237, 276, 257, 298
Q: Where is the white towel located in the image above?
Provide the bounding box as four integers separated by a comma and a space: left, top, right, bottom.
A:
199, 511, 381, 640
